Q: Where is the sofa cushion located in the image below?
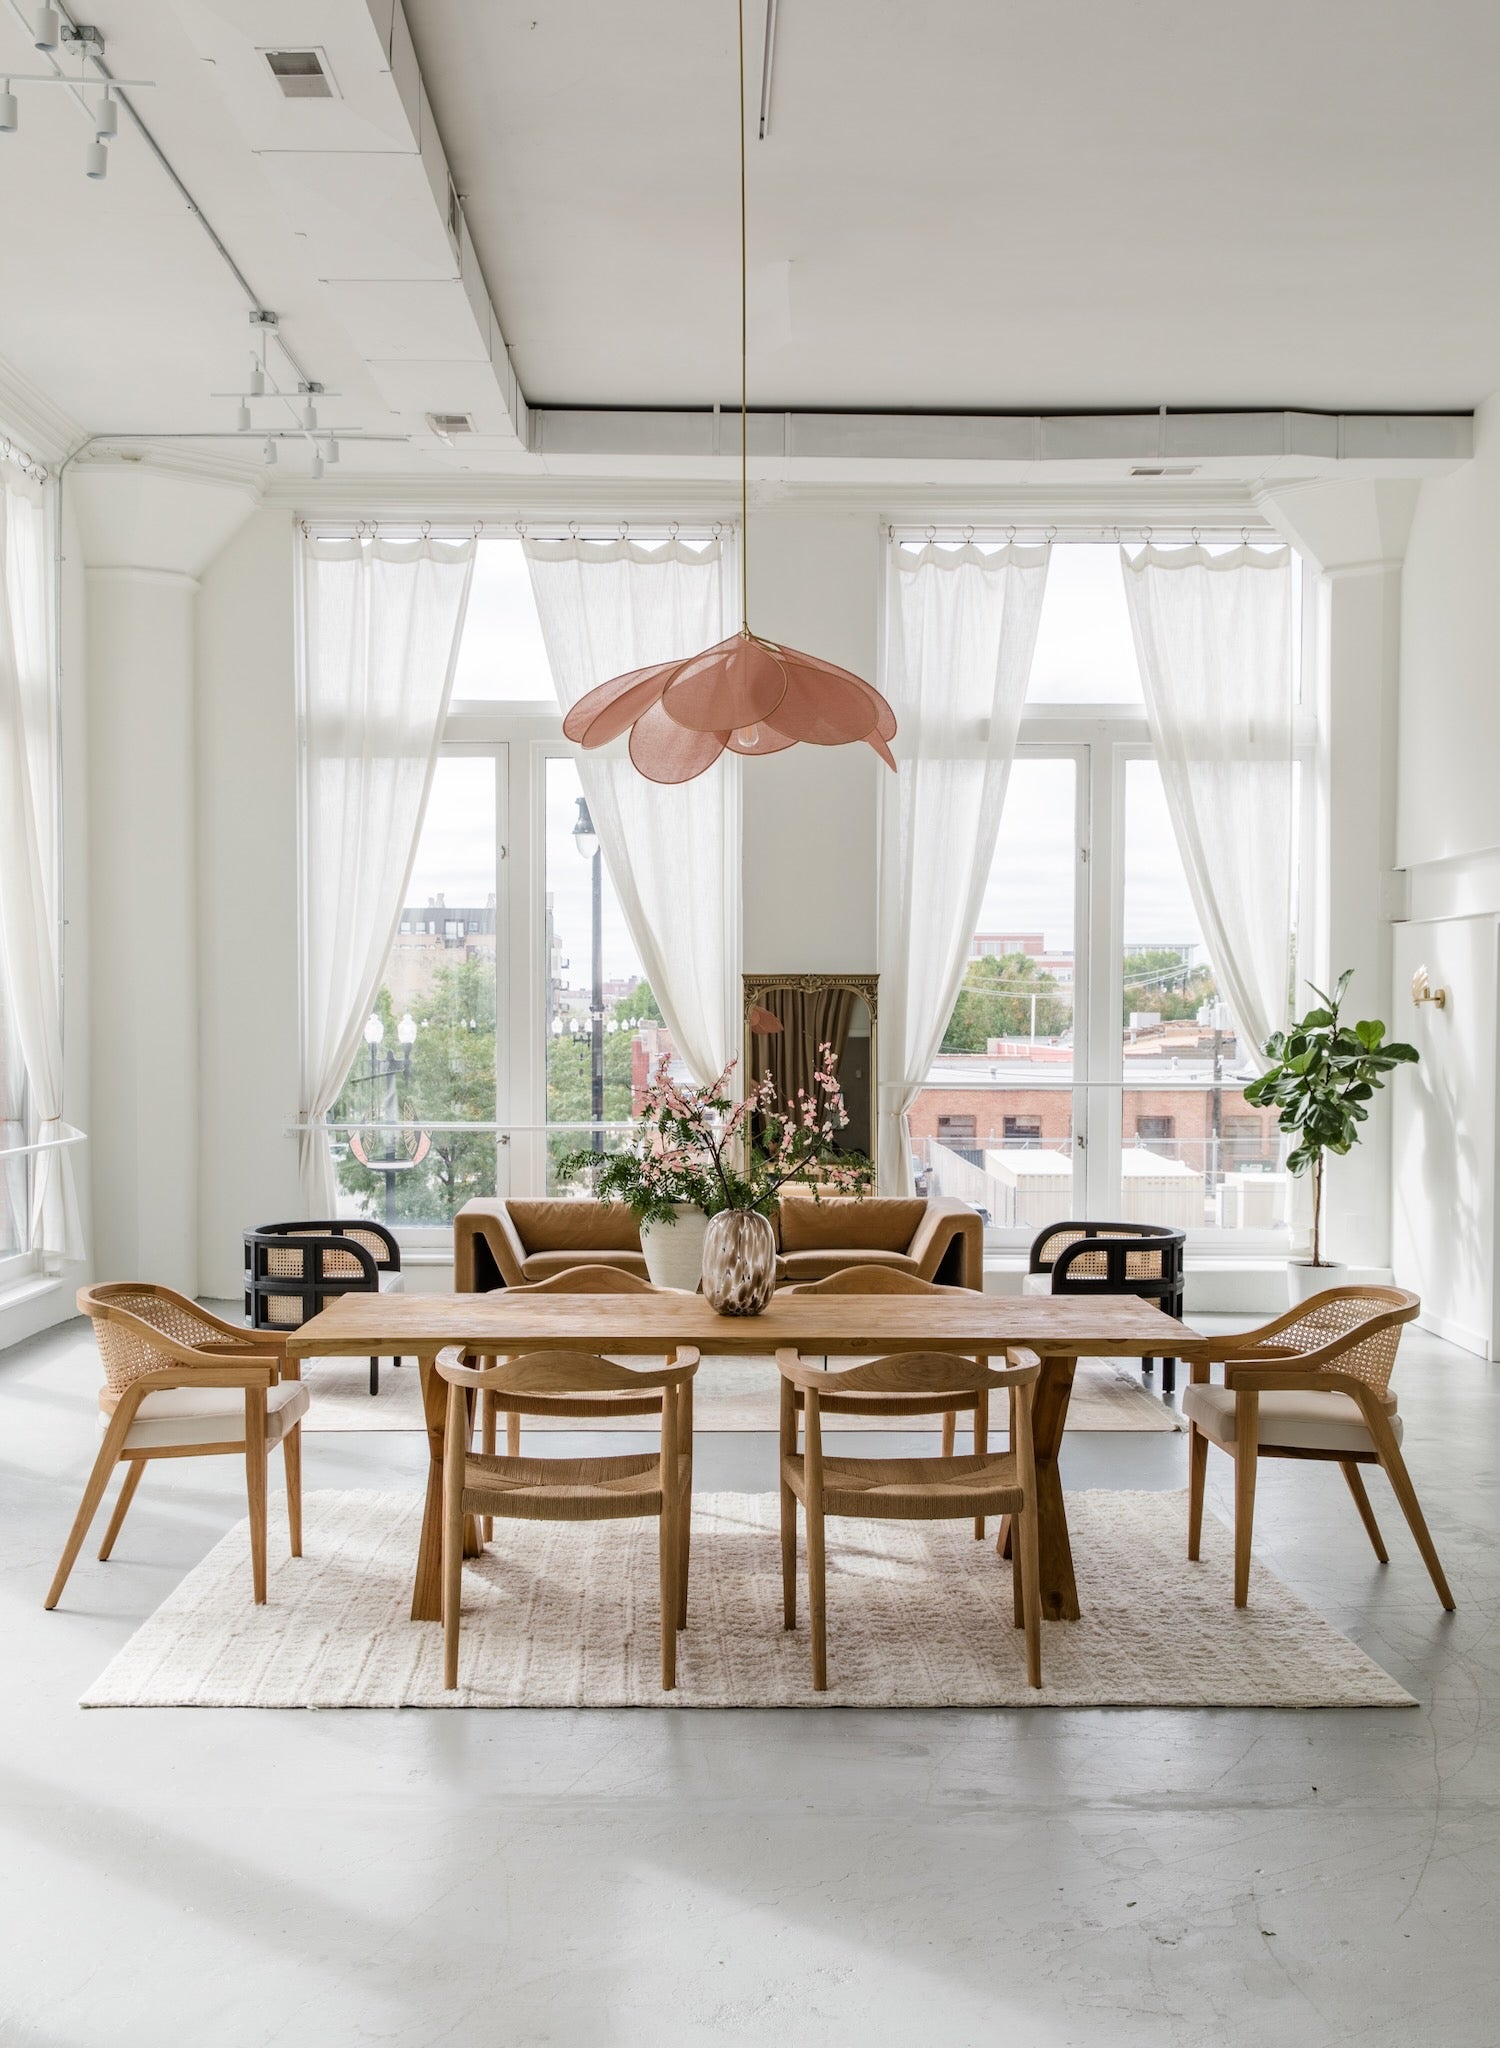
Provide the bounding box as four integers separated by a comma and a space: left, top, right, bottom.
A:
777, 1197, 928, 1256
520, 1249, 652, 1282
1182, 1383, 1401, 1456
101, 1380, 311, 1453
508, 1200, 643, 1255
780, 1248, 923, 1282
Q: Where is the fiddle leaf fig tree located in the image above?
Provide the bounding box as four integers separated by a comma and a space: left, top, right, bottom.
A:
1243, 970, 1419, 1268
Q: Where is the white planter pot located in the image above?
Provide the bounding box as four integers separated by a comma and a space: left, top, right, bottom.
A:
1286, 1258, 1347, 1306
639, 1205, 710, 1292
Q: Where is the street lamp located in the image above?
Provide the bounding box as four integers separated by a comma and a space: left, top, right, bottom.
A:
572, 795, 605, 1154
361, 1010, 418, 1224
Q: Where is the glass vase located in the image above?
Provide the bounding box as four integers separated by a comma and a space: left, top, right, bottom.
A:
701, 1207, 777, 1316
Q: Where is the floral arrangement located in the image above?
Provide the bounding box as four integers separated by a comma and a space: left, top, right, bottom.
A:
557, 1045, 873, 1225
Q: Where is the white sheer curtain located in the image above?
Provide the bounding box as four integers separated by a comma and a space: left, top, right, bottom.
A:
296, 534, 476, 1210
0, 460, 81, 1258
876, 542, 1051, 1192
1120, 544, 1295, 1067
524, 536, 738, 1085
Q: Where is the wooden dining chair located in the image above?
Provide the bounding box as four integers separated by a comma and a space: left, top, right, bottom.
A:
776, 1346, 1044, 1691
1183, 1285, 1454, 1610
47, 1284, 307, 1610
435, 1347, 698, 1691
476, 1266, 661, 1467
780, 1265, 985, 1519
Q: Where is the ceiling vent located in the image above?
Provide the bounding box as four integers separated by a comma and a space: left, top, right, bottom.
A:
426, 412, 476, 444
1130, 464, 1200, 478
262, 49, 336, 99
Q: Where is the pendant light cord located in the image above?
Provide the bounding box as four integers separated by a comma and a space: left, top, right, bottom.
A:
739, 0, 749, 633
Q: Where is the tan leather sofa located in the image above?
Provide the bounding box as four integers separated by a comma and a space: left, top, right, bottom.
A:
454, 1194, 983, 1293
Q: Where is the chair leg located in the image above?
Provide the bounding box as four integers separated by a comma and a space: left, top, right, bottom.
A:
1016, 1497, 1042, 1689
1187, 1422, 1208, 1561
1161, 1356, 1176, 1396
1373, 1431, 1456, 1611
1233, 1398, 1258, 1608
369, 1355, 379, 1397
1340, 1460, 1388, 1563
480, 1390, 496, 1542
973, 1389, 988, 1540
442, 1385, 467, 1689
245, 1391, 269, 1605
941, 1411, 956, 1458
283, 1423, 303, 1558
1142, 1355, 1155, 1378
780, 1482, 797, 1628
677, 1393, 692, 1631
808, 1502, 828, 1691
97, 1459, 145, 1562
45, 1405, 136, 1610
659, 1499, 678, 1691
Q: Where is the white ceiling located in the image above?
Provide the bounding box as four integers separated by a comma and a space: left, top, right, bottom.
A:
406, 0, 1500, 413
0, 0, 1494, 472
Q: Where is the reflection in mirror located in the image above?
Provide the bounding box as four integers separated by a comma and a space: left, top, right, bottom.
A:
744, 975, 877, 1168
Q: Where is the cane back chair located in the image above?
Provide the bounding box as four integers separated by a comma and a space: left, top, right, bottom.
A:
47, 1284, 307, 1610
1026, 1220, 1186, 1391
245, 1217, 404, 1395
1182, 1285, 1453, 1610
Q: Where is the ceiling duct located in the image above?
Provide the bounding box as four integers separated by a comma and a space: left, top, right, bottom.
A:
425, 411, 475, 443
262, 50, 336, 100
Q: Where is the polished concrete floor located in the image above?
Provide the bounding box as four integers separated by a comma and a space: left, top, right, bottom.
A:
1, 1311, 1496, 2047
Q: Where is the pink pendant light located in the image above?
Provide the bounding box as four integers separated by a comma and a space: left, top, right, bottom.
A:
562, 0, 898, 788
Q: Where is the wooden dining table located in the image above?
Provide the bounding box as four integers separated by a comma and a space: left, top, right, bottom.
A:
285, 1290, 1206, 1626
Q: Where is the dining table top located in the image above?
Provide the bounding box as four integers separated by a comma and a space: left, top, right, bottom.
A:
284, 1288, 1207, 1361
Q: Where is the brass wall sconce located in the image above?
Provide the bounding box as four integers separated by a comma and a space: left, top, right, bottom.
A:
1411, 965, 1447, 1010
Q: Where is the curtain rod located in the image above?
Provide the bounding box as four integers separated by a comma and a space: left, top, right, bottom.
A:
297, 518, 733, 541
887, 521, 1280, 547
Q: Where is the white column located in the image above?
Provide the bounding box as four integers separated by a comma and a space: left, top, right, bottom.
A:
1260, 479, 1418, 1275
72, 464, 257, 1292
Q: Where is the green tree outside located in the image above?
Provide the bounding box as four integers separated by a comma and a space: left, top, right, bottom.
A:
1120, 948, 1216, 1026
940, 952, 1070, 1053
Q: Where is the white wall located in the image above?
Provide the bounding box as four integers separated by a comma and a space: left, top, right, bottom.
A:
1392, 393, 1500, 1348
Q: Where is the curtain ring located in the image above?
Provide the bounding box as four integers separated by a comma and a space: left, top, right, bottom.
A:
421, 519, 432, 539
569, 520, 580, 540
713, 520, 724, 540
962, 524, 975, 544
1044, 524, 1058, 543
669, 520, 679, 540
1112, 525, 1122, 544
1006, 524, 1017, 545
1191, 526, 1201, 545
925, 524, 937, 543
1241, 526, 1251, 545
618, 521, 629, 541
1142, 525, 1153, 544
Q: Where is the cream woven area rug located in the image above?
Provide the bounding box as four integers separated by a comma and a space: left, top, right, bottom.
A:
81, 1488, 1410, 1710
298, 1355, 1181, 1434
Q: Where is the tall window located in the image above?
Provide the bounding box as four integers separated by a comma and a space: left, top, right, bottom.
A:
323, 534, 688, 1238
0, 971, 25, 1262
912, 540, 1304, 1246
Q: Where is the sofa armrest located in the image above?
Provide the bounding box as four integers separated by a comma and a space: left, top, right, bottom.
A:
454, 1200, 530, 1292
907, 1197, 984, 1290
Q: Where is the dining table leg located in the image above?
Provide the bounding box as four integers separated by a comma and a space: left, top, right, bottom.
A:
411, 1350, 483, 1624
1000, 1352, 1081, 1624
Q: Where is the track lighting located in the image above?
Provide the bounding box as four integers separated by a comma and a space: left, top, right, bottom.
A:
95, 89, 116, 141
0, 85, 16, 133
84, 137, 107, 180
311, 447, 324, 480
263, 436, 277, 466
324, 435, 339, 465
236, 400, 251, 433
249, 360, 264, 397
302, 397, 318, 431
32, 6, 59, 53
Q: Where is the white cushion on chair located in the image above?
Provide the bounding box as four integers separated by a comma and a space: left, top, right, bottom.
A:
101, 1381, 311, 1453
377, 1271, 405, 1293
1021, 1272, 1051, 1298
1182, 1383, 1401, 1456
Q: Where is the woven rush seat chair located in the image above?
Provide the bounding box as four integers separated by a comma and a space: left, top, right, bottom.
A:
1025, 1220, 1186, 1392
46, 1284, 306, 1610
434, 1346, 699, 1691
245, 1218, 404, 1396
776, 1346, 1044, 1691
1182, 1285, 1454, 1610
472, 1267, 662, 1467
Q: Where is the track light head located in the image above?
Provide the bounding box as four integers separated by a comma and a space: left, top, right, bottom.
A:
248, 360, 264, 397
236, 400, 251, 433
311, 448, 324, 480
95, 89, 116, 141
263, 436, 277, 467
33, 5, 59, 52
324, 434, 339, 466
302, 398, 317, 431
84, 137, 108, 180
0, 86, 16, 134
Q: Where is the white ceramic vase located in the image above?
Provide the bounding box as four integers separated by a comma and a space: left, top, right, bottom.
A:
639, 1204, 710, 1292
1286, 1258, 1347, 1306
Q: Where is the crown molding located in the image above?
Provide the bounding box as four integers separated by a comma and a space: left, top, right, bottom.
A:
0, 355, 83, 468
68, 439, 269, 494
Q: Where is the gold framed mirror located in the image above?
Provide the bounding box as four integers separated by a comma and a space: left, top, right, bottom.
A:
742, 973, 878, 1170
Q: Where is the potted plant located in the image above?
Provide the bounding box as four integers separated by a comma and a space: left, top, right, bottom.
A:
558, 1046, 872, 1310
1242, 970, 1418, 1303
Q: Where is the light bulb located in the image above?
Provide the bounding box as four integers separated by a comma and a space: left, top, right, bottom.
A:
33, 5, 59, 52
85, 138, 108, 181
263, 436, 277, 466
324, 435, 339, 465
735, 725, 761, 748
236, 400, 251, 433
0, 86, 17, 134
95, 90, 116, 141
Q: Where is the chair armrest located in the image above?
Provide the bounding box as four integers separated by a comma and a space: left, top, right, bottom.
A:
1223, 1364, 1388, 1406
907, 1198, 984, 1289
454, 1200, 529, 1291
114, 1361, 282, 1394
